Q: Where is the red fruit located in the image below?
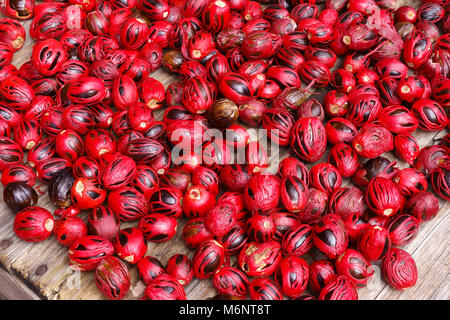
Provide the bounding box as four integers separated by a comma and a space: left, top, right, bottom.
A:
275, 47, 305, 72
393, 134, 419, 166
13, 206, 54, 242
12, 119, 42, 150
101, 154, 136, 190
95, 256, 131, 300
112, 74, 138, 111
108, 187, 148, 221
131, 165, 159, 199
415, 145, 450, 177
274, 256, 309, 298
125, 137, 164, 165
393, 168, 428, 197
120, 17, 149, 50
71, 177, 107, 210
182, 217, 214, 249
277, 157, 309, 185
378, 105, 419, 135
342, 24, 378, 51
358, 225, 391, 262
203, 138, 234, 169
1, 164, 36, 187
396, 75, 429, 103
113, 227, 147, 264
305, 21, 334, 46
187, 30, 215, 61
298, 60, 331, 88
217, 192, 247, 221
238, 99, 266, 127
139, 0, 169, 20
280, 175, 309, 213
54, 205, 81, 219
266, 65, 302, 89
139, 77, 165, 110
241, 31, 281, 60
72, 156, 100, 180
55, 129, 84, 162
141, 274, 186, 300
313, 214, 348, 259
331, 69, 356, 93
291, 117, 327, 163
183, 185, 216, 219
62, 104, 95, 135
166, 254, 194, 287
325, 118, 358, 146
403, 30, 432, 69
219, 164, 252, 193
412, 98, 448, 132
261, 108, 294, 147
245, 141, 269, 174
213, 266, 248, 297
0, 0, 34, 20
67, 77, 107, 105
31, 39, 67, 76
148, 187, 183, 218
382, 248, 418, 290
69, 235, 115, 271
25, 95, 53, 121
395, 6, 417, 24
0, 18, 26, 51
335, 249, 373, 287
346, 94, 382, 127
192, 239, 225, 279
374, 58, 408, 80
84, 10, 109, 35
352, 123, 393, 159
204, 201, 237, 237
243, 174, 280, 214
217, 223, 248, 255
298, 188, 328, 224
136, 256, 166, 285
318, 275, 358, 300
138, 213, 177, 242
190, 166, 219, 197
242, 1, 263, 21
417, 2, 445, 23
330, 187, 366, 219
54, 217, 88, 247
0, 75, 34, 111
219, 72, 252, 105
309, 260, 336, 294
238, 240, 282, 278
431, 164, 450, 201
281, 224, 314, 257
202, 0, 230, 32
36, 157, 72, 183
87, 206, 121, 241
247, 213, 276, 243
309, 163, 342, 197
323, 90, 349, 117
388, 214, 420, 247
404, 192, 439, 222
182, 77, 215, 114
366, 177, 404, 217
248, 278, 283, 300
328, 143, 359, 178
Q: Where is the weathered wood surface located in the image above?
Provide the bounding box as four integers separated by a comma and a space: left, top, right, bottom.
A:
0, 0, 449, 300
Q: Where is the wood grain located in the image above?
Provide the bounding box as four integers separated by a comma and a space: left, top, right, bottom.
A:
0, 0, 449, 300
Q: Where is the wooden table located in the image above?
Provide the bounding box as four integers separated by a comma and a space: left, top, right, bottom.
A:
0, 1, 449, 300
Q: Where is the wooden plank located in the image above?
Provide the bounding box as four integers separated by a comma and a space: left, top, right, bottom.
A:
0, 267, 40, 300
0, 0, 449, 300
